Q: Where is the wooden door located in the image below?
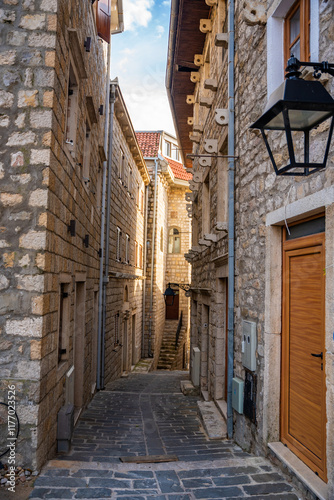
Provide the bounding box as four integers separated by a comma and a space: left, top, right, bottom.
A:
281, 232, 326, 481
166, 291, 179, 320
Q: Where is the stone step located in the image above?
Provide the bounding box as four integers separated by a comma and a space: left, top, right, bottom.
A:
197, 401, 227, 440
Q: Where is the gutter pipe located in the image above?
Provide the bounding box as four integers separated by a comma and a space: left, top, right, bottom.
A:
97, 42, 112, 391
227, 0, 235, 439
100, 81, 117, 389
148, 158, 159, 357
142, 184, 149, 357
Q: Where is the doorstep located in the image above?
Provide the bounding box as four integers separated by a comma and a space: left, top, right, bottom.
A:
268, 442, 329, 500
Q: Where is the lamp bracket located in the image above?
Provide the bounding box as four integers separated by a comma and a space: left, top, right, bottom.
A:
168, 282, 191, 292
286, 56, 334, 80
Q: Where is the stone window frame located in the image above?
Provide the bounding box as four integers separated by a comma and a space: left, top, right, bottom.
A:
57, 274, 72, 367
267, 0, 319, 98
263, 188, 334, 490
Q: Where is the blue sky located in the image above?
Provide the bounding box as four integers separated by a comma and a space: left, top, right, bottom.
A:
111, 0, 175, 135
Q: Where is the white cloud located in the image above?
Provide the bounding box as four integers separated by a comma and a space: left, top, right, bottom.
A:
156, 25, 164, 38
162, 0, 170, 6
123, 0, 154, 31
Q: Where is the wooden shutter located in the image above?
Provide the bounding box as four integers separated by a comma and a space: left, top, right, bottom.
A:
96, 0, 111, 44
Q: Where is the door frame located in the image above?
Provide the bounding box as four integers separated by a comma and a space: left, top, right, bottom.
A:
281, 230, 327, 481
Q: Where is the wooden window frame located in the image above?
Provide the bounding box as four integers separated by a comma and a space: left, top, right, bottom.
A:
125, 234, 130, 264
284, 0, 310, 68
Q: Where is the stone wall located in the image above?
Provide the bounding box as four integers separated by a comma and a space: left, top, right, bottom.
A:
104, 110, 147, 382
184, 0, 334, 493
0, 0, 107, 469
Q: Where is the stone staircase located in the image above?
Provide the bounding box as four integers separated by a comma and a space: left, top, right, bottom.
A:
157, 320, 186, 370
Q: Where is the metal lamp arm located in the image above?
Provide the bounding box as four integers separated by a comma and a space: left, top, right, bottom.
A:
286, 56, 334, 79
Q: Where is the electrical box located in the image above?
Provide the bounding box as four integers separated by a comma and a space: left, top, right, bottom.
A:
242, 320, 257, 372
232, 377, 244, 414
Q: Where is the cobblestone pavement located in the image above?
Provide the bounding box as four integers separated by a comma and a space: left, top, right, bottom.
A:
29, 371, 303, 499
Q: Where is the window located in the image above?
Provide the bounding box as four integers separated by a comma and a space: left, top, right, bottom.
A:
119, 149, 125, 180
128, 166, 132, 194
116, 227, 122, 262
164, 140, 171, 157
114, 312, 120, 344
168, 227, 181, 254
135, 241, 138, 267
139, 244, 143, 268
284, 0, 310, 65
160, 227, 164, 252
140, 189, 144, 214
65, 63, 79, 159
96, 0, 111, 44
171, 144, 179, 161
82, 120, 91, 188
267, 0, 317, 97
202, 175, 210, 235
58, 283, 70, 363
136, 181, 140, 206
125, 234, 130, 264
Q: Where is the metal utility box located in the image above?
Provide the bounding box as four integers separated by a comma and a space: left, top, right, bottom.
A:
57, 404, 74, 453
232, 377, 244, 414
242, 320, 257, 372
191, 347, 200, 387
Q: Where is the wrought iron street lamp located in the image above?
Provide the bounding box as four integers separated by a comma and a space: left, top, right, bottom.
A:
163, 282, 190, 306
250, 56, 334, 176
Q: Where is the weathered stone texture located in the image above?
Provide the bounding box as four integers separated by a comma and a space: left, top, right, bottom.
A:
0, 0, 108, 470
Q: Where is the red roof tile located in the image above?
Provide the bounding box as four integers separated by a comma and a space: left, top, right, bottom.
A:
136, 132, 161, 158
164, 156, 192, 181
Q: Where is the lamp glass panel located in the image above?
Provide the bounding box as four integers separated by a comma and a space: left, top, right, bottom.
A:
265, 109, 332, 131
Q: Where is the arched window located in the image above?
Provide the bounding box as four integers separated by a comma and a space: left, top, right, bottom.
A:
168, 227, 181, 254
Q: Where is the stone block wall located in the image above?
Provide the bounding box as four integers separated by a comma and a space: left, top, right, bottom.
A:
0, 0, 107, 469
184, 0, 334, 492
104, 111, 147, 382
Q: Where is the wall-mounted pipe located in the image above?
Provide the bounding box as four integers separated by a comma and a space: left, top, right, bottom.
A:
148, 158, 159, 357
142, 184, 149, 358
227, 0, 235, 440
97, 42, 111, 391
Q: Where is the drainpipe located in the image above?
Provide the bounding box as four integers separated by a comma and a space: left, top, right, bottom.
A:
227, 0, 235, 439
142, 184, 149, 358
100, 81, 117, 388
148, 158, 159, 357
97, 42, 111, 391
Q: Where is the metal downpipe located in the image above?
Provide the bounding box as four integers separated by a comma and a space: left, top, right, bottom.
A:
100, 82, 116, 389
148, 158, 159, 357
142, 184, 149, 357
227, 0, 235, 439
97, 43, 111, 391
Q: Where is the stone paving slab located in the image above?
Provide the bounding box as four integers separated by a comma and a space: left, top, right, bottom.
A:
28, 372, 303, 499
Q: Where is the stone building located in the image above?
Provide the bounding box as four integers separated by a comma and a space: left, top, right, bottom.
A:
0, 0, 123, 470
167, 0, 334, 498
136, 131, 192, 370
103, 81, 150, 383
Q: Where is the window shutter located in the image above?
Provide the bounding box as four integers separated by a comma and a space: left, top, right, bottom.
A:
96, 0, 111, 44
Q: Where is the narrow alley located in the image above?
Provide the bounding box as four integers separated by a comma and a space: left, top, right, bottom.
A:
29, 371, 300, 500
